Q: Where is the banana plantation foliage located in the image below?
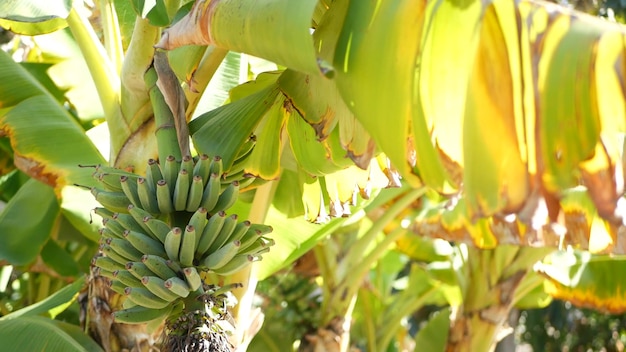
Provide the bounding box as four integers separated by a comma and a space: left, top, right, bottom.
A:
0, 0, 625, 351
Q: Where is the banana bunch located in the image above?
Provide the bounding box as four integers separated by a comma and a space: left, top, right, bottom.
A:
88, 147, 273, 324
93, 205, 273, 323
90, 150, 256, 217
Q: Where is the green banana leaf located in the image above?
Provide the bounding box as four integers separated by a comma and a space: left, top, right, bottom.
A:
412, 307, 450, 352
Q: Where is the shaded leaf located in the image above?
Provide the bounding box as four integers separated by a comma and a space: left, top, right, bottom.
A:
413, 307, 450, 352
41, 239, 81, 277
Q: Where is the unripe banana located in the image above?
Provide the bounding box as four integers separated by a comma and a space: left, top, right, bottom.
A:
143, 217, 171, 243
221, 169, 245, 185
196, 211, 226, 257
94, 207, 115, 221
93, 256, 125, 272
207, 214, 238, 254
103, 218, 125, 238
106, 238, 143, 262
94, 172, 123, 192
127, 205, 155, 235
163, 155, 179, 194
166, 259, 182, 274
108, 280, 126, 295
181, 155, 194, 174
200, 172, 221, 212
124, 286, 170, 309
120, 175, 141, 208
91, 188, 132, 213
229, 220, 251, 243
156, 179, 175, 214
122, 297, 138, 309
99, 227, 122, 240
94, 266, 116, 280
123, 230, 168, 258
146, 159, 163, 193
125, 261, 157, 280
173, 169, 190, 211
164, 276, 191, 298
188, 208, 208, 247
141, 276, 180, 302
142, 254, 178, 280
211, 181, 239, 213
239, 239, 272, 256
247, 224, 274, 236
101, 244, 132, 265
182, 267, 202, 291
209, 155, 223, 177
137, 177, 159, 214
113, 305, 172, 324
212, 254, 254, 276
202, 240, 241, 270
185, 175, 204, 212
193, 154, 211, 186
112, 212, 145, 234
164, 227, 182, 261
178, 225, 197, 267
236, 174, 256, 190
232, 136, 256, 166
113, 269, 143, 287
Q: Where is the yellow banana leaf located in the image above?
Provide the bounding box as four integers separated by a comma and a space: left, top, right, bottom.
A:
0, 0, 70, 35
538, 250, 626, 313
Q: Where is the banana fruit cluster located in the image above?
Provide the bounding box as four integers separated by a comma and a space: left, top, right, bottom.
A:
88, 152, 273, 324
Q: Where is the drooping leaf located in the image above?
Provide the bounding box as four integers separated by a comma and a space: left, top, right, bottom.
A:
0, 0, 71, 35
0, 276, 85, 320
156, 0, 321, 76
412, 307, 450, 352
0, 178, 59, 265
537, 250, 626, 313
190, 84, 280, 171
246, 94, 288, 179
0, 315, 102, 352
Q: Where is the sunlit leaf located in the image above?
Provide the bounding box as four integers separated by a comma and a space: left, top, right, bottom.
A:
0, 0, 71, 35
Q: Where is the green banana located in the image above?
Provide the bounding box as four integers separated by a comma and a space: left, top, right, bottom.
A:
144, 216, 171, 243
212, 254, 254, 276
239, 238, 274, 256
94, 266, 116, 280
127, 205, 154, 235
178, 225, 197, 267
207, 214, 238, 254
112, 212, 145, 234
164, 227, 183, 261
100, 244, 132, 265
211, 181, 239, 213
113, 305, 172, 324
124, 286, 170, 309
94, 172, 123, 192
236, 174, 256, 190
108, 280, 126, 295
93, 256, 125, 272
137, 177, 159, 214
193, 154, 211, 186
181, 155, 194, 174
156, 179, 175, 214
221, 169, 245, 185
113, 269, 143, 287
164, 276, 191, 298
146, 158, 164, 192
91, 188, 132, 213
166, 259, 183, 274
202, 240, 241, 270
103, 218, 125, 238
209, 155, 223, 177
141, 276, 181, 302
125, 261, 157, 280
195, 211, 226, 257
229, 220, 251, 243
173, 169, 190, 211
185, 175, 204, 212
106, 238, 143, 262
99, 227, 122, 240
200, 172, 221, 212
182, 266, 202, 291
94, 207, 115, 221
122, 297, 138, 309
188, 207, 208, 247
120, 175, 142, 208
123, 230, 168, 258
163, 155, 179, 194
142, 254, 179, 280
